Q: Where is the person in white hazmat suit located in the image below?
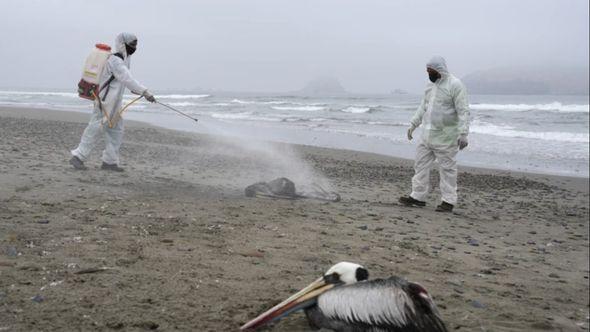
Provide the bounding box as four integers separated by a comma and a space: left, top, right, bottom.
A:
70, 32, 156, 172
399, 56, 470, 212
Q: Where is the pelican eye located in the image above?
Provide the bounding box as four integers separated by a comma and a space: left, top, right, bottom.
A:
323, 272, 341, 284
355, 267, 369, 281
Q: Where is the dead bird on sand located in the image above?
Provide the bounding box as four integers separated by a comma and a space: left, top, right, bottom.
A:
245, 177, 340, 202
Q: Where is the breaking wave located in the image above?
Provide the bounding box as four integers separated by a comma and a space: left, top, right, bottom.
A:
470, 102, 589, 113
471, 123, 589, 143
231, 99, 291, 105
210, 112, 282, 122
210, 112, 254, 120
0, 90, 78, 98
339, 106, 378, 114
231, 99, 256, 104
271, 105, 327, 112
158, 94, 210, 99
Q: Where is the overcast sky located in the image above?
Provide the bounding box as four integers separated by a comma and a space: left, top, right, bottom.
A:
1, 0, 588, 93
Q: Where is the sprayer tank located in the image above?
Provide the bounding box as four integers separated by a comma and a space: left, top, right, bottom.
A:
81, 43, 111, 85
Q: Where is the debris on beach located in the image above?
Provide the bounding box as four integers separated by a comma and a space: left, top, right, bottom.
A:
245, 177, 340, 202
74, 267, 112, 275
31, 295, 44, 303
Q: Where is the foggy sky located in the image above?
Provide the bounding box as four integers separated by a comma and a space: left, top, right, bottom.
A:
1, 0, 588, 94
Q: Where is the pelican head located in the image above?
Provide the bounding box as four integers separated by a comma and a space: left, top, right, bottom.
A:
240, 262, 368, 331
323, 262, 369, 285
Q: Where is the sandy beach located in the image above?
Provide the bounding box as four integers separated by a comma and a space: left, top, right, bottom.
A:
1, 106, 588, 331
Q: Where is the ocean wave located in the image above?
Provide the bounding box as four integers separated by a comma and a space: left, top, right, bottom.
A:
165, 102, 201, 107
313, 127, 406, 142
340, 106, 372, 114
211, 112, 253, 120
271, 105, 327, 112
158, 94, 210, 99
0, 90, 78, 98
283, 117, 305, 122
0, 90, 210, 100
232, 98, 323, 106
366, 121, 408, 127
231, 99, 256, 104
339, 106, 385, 114
470, 102, 589, 113
343, 118, 408, 127
471, 123, 589, 143
135, 101, 222, 107
0, 100, 91, 109
310, 118, 329, 122
262, 100, 291, 105
0, 101, 49, 107
210, 112, 282, 122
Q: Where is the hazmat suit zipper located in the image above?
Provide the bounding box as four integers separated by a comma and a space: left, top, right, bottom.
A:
424, 84, 438, 143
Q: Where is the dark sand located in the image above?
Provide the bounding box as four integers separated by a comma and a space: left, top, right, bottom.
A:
1, 107, 588, 331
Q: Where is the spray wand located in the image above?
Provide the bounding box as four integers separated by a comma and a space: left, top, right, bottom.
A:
156, 101, 199, 123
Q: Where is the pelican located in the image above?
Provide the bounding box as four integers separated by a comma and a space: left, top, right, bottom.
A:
241, 262, 448, 332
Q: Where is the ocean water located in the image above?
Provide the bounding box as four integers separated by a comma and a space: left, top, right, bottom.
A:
1, 90, 588, 177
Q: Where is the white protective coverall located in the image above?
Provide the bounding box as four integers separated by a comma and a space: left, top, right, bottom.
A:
71, 32, 147, 165
409, 56, 470, 205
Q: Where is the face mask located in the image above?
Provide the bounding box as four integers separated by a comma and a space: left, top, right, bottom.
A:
125, 44, 136, 56
428, 71, 440, 83
125, 39, 137, 56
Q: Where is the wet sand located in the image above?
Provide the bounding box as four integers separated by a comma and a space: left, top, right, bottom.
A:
1, 106, 589, 331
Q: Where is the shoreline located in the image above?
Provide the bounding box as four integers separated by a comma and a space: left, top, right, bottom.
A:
3, 102, 590, 179
1, 105, 588, 193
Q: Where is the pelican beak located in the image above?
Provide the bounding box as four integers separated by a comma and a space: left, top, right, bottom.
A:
240, 277, 334, 330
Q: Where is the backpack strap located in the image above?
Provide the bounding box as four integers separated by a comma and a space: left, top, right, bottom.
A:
100, 52, 125, 101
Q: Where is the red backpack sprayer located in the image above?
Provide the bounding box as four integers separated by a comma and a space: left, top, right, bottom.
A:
77, 43, 198, 128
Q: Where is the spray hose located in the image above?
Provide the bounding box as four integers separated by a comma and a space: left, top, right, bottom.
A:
92, 90, 114, 128
109, 95, 144, 128
156, 101, 199, 123
101, 96, 199, 129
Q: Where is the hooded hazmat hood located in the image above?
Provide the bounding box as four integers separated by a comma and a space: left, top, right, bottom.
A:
114, 32, 137, 59
426, 56, 449, 76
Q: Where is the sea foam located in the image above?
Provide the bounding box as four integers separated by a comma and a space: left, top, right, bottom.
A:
340, 106, 372, 114
158, 94, 210, 99
471, 123, 589, 143
271, 106, 327, 112
470, 102, 589, 113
